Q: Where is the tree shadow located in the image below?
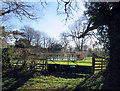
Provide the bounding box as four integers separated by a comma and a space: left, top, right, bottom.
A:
73, 71, 104, 90
46, 64, 92, 79
3, 69, 102, 90
2, 69, 35, 91
36, 70, 88, 79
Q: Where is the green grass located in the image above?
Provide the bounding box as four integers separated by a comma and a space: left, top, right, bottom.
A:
12, 57, 107, 69
2, 69, 104, 90
48, 61, 92, 66
3, 56, 107, 90
12, 57, 93, 67
12, 57, 108, 72
47, 57, 92, 66
16, 72, 86, 90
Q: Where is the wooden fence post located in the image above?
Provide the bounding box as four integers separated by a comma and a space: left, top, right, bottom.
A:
45, 58, 47, 71
101, 59, 103, 71
92, 53, 95, 74
42, 59, 44, 71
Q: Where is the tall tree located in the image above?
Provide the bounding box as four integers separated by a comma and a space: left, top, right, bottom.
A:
82, 2, 120, 89
20, 26, 36, 45
15, 38, 30, 48
1, 1, 46, 45
60, 32, 69, 52
1, 1, 43, 19
61, 1, 120, 89
0, 26, 25, 47
48, 42, 62, 53
33, 31, 42, 47
68, 19, 88, 51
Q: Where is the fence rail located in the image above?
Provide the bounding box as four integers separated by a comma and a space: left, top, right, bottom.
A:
11, 49, 108, 74
92, 53, 108, 74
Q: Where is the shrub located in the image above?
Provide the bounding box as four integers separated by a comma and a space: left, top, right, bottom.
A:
15, 38, 30, 48
2, 47, 13, 70
15, 41, 26, 48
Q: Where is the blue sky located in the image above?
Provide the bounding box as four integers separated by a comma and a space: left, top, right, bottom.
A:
3, 1, 85, 41
2, 1, 94, 47
32, 2, 85, 40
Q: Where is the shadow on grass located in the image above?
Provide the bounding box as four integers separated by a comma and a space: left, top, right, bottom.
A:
73, 71, 104, 90
38, 70, 88, 79
2, 69, 88, 90
3, 68, 103, 90
2, 69, 35, 91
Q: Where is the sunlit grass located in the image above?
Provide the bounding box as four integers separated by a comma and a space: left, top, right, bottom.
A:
12, 57, 107, 67
48, 61, 92, 66
17, 72, 86, 90
47, 57, 92, 66
3, 57, 107, 90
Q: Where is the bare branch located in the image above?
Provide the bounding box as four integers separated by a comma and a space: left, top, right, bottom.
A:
40, 0, 47, 9
77, 21, 98, 39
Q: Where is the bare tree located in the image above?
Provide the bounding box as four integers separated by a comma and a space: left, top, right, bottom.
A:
1, 1, 45, 19
56, 0, 79, 21
67, 17, 89, 51
60, 32, 69, 52
32, 31, 43, 47
41, 35, 50, 49
1, 0, 79, 20
20, 26, 35, 45
47, 38, 57, 48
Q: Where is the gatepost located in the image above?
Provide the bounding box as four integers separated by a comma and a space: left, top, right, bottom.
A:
92, 53, 95, 74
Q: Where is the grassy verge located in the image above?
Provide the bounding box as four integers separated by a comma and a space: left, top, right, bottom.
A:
17, 72, 86, 90
2, 70, 89, 90
2, 69, 104, 90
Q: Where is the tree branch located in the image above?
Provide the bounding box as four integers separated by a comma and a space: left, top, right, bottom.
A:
77, 21, 98, 39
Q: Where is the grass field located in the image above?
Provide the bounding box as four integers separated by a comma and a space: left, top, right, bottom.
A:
12, 57, 107, 71
17, 72, 86, 90
2, 69, 104, 90
2, 57, 107, 90
47, 57, 92, 66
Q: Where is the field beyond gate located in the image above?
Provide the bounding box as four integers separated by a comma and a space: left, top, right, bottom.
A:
2, 48, 108, 90
10, 50, 108, 74
47, 56, 93, 74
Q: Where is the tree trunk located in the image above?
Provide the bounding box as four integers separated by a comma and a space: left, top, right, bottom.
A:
103, 13, 120, 89
80, 39, 84, 51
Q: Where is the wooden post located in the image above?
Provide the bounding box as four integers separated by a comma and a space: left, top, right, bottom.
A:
101, 58, 103, 71
42, 59, 44, 71
68, 54, 70, 65
72, 54, 73, 61
57, 55, 58, 60
92, 53, 95, 74
62, 54, 63, 60
45, 58, 48, 71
